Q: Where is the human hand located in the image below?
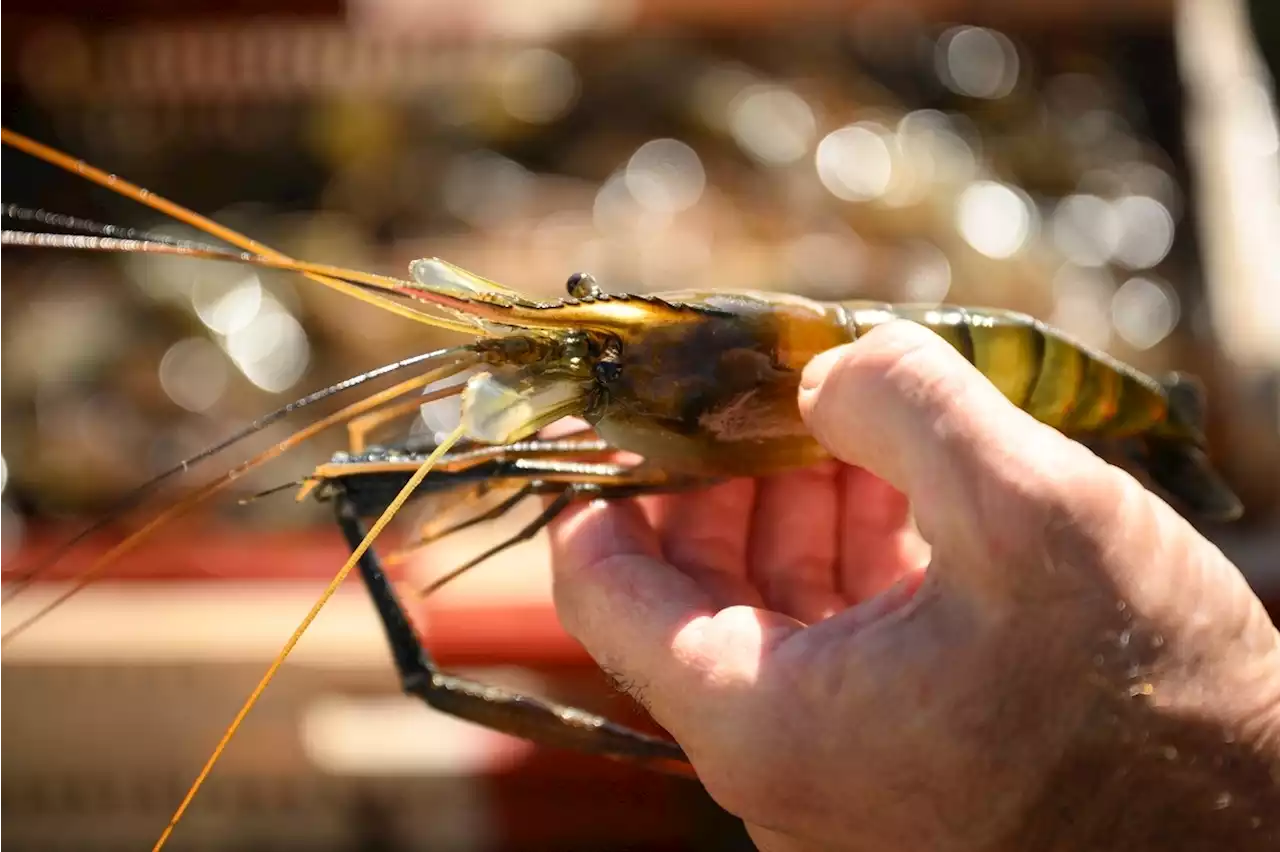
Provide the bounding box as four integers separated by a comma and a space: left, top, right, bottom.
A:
547, 320, 1280, 852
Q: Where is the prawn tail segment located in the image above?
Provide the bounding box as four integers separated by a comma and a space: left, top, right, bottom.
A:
1140, 372, 1244, 523
843, 303, 1243, 522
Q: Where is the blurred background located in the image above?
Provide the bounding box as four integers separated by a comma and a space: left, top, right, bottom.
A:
3, 0, 1279, 849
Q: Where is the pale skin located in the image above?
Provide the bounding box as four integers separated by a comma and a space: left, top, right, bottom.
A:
547, 320, 1280, 852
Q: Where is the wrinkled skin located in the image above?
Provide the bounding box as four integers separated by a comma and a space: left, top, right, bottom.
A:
548, 320, 1280, 852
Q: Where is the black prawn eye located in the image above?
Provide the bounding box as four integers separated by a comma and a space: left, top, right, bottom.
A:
566, 271, 601, 299
594, 360, 623, 384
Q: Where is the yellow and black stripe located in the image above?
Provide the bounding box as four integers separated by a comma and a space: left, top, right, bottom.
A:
842, 303, 1181, 441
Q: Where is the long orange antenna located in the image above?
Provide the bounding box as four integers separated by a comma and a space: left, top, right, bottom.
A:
0, 364, 475, 647
1, 228, 485, 336
0, 129, 485, 333
151, 424, 468, 852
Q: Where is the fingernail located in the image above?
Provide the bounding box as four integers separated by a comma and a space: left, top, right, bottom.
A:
800, 345, 850, 393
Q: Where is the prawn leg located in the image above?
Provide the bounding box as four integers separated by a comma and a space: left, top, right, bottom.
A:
334, 440, 665, 567
395, 481, 537, 561
335, 497, 697, 775
401, 454, 643, 551
413, 480, 588, 596
411, 459, 705, 596
324, 448, 710, 593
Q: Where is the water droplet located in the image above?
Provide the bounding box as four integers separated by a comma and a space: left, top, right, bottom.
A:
1213, 792, 1233, 809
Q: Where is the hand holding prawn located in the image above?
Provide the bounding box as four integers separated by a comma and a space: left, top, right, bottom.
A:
547, 321, 1280, 852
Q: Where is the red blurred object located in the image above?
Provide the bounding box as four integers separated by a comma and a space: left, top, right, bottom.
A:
2, 525, 744, 850
5, 522, 608, 667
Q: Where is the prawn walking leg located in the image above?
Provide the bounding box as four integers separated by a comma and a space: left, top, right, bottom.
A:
409, 467, 654, 597
336, 497, 698, 776
316, 442, 713, 595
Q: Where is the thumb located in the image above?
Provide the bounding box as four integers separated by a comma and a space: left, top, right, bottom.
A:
797, 320, 1099, 560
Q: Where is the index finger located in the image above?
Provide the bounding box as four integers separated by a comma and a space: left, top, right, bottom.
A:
549, 498, 805, 750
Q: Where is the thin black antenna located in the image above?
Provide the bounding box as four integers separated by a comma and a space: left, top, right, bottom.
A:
2, 346, 465, 602
3, 204, 237, 255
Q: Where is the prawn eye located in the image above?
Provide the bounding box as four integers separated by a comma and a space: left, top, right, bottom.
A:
594, 360, 622, 384
566, 271, 601, 300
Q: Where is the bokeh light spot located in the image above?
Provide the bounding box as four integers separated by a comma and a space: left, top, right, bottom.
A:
1112, 276, 1180, 350
956, 181, 1034, 259
816, 123, 893, 202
